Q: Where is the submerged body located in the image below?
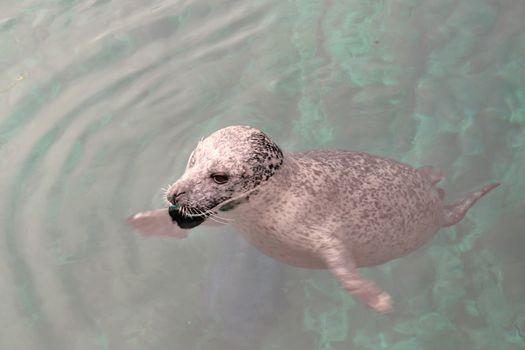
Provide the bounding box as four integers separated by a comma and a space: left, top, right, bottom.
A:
128, 125, 499, 313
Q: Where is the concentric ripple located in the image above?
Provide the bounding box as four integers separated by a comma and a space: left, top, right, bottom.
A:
1, 0, 525, 349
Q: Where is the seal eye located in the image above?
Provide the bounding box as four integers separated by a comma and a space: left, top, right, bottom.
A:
211, 173, 229, 184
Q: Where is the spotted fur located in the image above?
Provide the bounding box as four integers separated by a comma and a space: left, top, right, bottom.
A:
164, 125, 499, 313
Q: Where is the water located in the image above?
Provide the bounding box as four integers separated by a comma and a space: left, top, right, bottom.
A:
1, 0, 524, 349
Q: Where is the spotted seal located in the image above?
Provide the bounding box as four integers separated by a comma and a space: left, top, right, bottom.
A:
128, 125, 499, 313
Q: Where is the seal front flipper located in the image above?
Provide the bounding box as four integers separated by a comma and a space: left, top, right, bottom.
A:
127, 208, 189, 238
320, 241, 393, 313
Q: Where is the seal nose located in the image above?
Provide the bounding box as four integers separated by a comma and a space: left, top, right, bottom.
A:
169, 191, 186, 205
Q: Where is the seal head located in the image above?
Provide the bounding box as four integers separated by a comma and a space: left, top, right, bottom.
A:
166, 125, 283, 226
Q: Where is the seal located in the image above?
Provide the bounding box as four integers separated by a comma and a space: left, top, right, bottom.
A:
128, 125, 500, 313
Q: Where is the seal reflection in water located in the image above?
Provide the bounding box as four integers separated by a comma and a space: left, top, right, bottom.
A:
128, 125, 500, 313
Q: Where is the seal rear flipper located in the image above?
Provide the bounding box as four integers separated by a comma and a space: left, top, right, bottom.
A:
418, 166, 443, 185
320, 242, 392, 313
127, 208, 189, 238
443, 182, 500, 227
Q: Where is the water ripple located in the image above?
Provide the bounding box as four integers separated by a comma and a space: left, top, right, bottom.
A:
0, 0, 524, 349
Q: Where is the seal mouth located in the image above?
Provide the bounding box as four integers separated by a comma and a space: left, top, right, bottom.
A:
168, 204, 207, 229
167, 187, 259, 228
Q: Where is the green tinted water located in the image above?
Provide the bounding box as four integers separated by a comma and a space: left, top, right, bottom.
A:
1, 0, 524, 349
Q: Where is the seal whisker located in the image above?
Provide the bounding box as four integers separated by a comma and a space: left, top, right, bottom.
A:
188, 207, 206, 219
208, 188, 259, 213
162, 183, 173, 194
162, 183, 174, 205
192, 207, 231, 225
212, 210, 234, 222
205, 213, 228, 225
185, 207, 202, 217
208, 212, 232, 225
162, 193, 171, 206
194, 207, 234, 223
189, 206, 225, 225
188, 207, 204, 217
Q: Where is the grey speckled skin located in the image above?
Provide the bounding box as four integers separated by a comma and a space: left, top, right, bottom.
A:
130, 125, 499, 313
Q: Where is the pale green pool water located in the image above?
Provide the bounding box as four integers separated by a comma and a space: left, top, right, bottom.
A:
1, 0, 524, 349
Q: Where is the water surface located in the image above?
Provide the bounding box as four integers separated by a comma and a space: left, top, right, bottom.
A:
1, 0, 524, 349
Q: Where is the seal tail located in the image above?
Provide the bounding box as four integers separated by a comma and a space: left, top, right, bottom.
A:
443, 182, 500, 227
